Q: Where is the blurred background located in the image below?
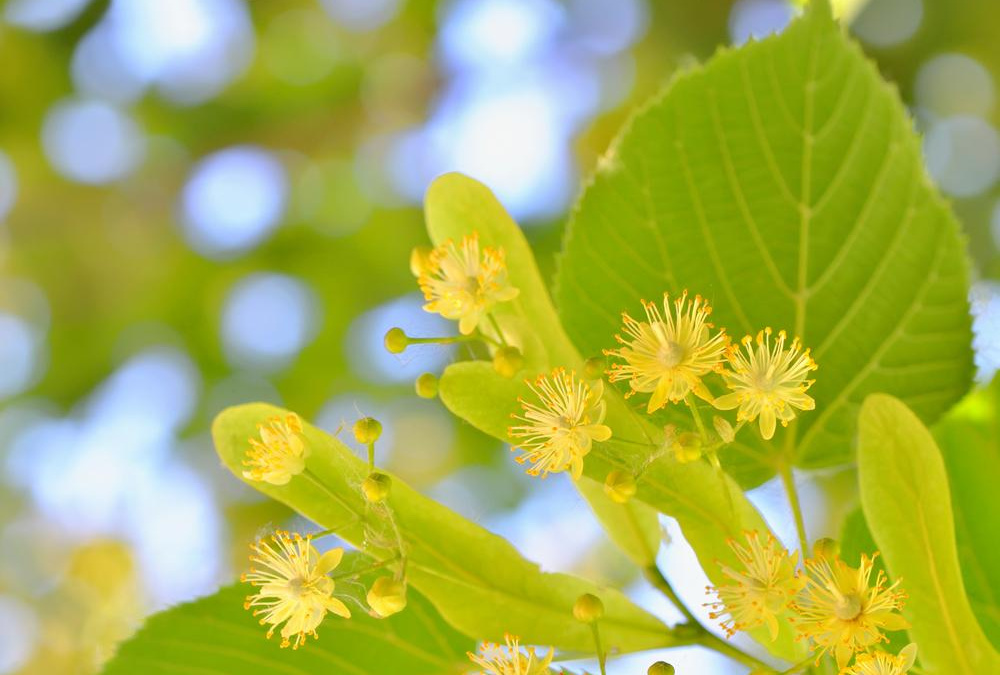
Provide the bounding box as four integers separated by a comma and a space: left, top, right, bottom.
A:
0, 0, 997, 673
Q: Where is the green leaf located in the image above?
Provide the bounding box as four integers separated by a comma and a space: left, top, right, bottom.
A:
555, 1, 973, 469
574, 475, 661, 569
100, 560, 472, 675
857, 394, 1000, 675
932, 386, 1000, 649
212, 403, 672, 654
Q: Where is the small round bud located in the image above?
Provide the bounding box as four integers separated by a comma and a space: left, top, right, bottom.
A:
812, 537, 840, 560
362, 472, 392, 503
572, 593, 604, 623
648, 662, 675, 675
415, 373, 439, 399
367, 576, 407, 617
409, 245, 433, 276
672, 431, 703, 463
384, 327, 409, 354
582, 356, 606, 380
604, 470, 637, 504
353, 417, 383, 444
713, 416, 735, 443
492, 346, 524, 378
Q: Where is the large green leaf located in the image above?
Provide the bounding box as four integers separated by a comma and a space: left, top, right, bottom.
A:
857, 394, 1000, 675
555, 1, 973, 469
212, 403, 672, 655
100, 559, 472, 675
932, 385, 1000, 649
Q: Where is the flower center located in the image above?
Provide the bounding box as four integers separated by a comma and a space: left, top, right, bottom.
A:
658, 340, 686, 368
834, 593, 863, 621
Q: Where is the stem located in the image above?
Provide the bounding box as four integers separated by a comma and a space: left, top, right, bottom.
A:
695, 631, 773, 672
645, 564, 773, 672
684, 394, 709, 440
486, 313, 509, 346
329, 557, 396, 581
643, 565, 698, 625
407, 334, 490, 346
778, 461, 809, 554
590, 622, 607, 675
780, 656, 816, 674
367, 442, 375, 471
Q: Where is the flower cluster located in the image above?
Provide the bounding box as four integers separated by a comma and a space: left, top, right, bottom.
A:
243, 414, 309, 485
708, 534, 910, 672
468, 634, 553, 675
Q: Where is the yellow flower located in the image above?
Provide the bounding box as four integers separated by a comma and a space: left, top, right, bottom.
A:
242, 532, 351, 649
243, 414, 309, 485
707, 531, 804, 640
791, 552, 908, 669
605, 291, 728, 413
417, 232, 519, 335
508, 368, 612, 479
842, 644, 917, 675
713, 328, 817, 440
468, 634, 553, 675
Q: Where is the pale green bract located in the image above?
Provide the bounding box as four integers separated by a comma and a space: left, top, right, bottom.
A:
858, 394, 1000, 675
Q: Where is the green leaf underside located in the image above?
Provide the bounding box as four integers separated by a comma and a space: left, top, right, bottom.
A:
213, 403, 671, 655
100, 565, 472, 675
932, 386, 1000, 649
554, 1, 973, 469
857, 394, 1000, 675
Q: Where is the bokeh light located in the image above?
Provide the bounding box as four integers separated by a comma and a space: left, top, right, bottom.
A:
2, 0, 91, 32
924, 115, 1000, 198
0, 595, 38, 674
915, 53, 995, 119
728, 0, 795, 46
0, 151, 17, 222
319, 0, 401, 33
103, 0, 255, 104
0, 314, 43, 399
41, 99, 145, 184
438, 0, 565, 72
180, 146, 288, 258
221, 273, 321, 371
971, 282, 1000, 383
851, 0, 923, 48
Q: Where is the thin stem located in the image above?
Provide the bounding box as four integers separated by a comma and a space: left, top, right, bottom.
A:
645, 564, 773, 672
329, 556, 397, 581
644, 564, 698, 625
779, 461, 809, 554
367, 442, 375, 471
695, 631, 773, 672
486, 313, 509, 347
685, 394, 709, 440
407, 334, 491, 346
590, 622, 607, 675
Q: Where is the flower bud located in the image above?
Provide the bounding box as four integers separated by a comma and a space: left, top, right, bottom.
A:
583, 356, 606, 380
409, 245, 433, 276
812, 537, 840, 560
672, 431, 703, 463
384, 327, 409, 354
492, 346, 524, 378
353, 417, 382, 444
415, 373, 439, 399
648, 662, 675, 675
573, 593, 604, 623
362, 472, 392, 503
367, 576, 407, 618
713, 416, 735, 443
604, 470, 637, 504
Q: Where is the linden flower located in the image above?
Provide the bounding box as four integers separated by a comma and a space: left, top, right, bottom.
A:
714, 328, 817, 440
243, 414, 309, 485
842, 644, 918, 675
508, 368, 612, 479
242, 532, 351, 649
468, 634, 553, 675
707, 531, 804, 640
417, 233, 519, 335
791, 553, 908, 669
605, 291, 728, 413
